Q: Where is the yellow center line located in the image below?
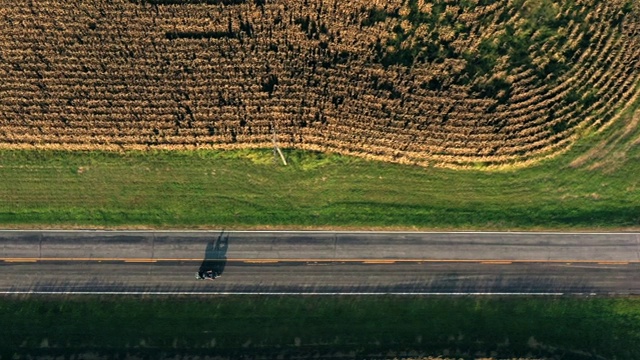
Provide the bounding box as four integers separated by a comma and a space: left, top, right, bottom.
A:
239, 259, 636, 264
0, 258, 203, 262
0, 258, 637, 264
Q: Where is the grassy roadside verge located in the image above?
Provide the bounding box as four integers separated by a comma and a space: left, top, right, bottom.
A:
0, 104, 638, 230
1, 145, 638, 230
1, 296, 639, 359
0, 145, 638, 230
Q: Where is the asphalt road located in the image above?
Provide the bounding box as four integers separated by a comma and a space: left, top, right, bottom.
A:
1, 230, 639, 295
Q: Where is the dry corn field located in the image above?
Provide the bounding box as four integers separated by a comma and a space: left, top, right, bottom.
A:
1, 0, 639, 167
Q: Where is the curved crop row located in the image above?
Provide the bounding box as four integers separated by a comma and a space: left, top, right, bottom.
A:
0, 0, 639, 167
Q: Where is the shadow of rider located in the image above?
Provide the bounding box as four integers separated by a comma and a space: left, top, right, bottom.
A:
196, 231, 229, 280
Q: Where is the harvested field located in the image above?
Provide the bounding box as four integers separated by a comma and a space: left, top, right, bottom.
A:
1, 0, 639, 167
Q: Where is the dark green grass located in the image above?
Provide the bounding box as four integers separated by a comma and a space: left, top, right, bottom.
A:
0, 104, 639, 230
1, 296, 639, 359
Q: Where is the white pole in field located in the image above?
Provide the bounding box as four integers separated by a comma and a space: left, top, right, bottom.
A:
271, 122, 287, 166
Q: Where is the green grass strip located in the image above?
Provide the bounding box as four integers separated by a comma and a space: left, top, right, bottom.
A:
1, 296, 639, 359
0, 143, 638, 229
